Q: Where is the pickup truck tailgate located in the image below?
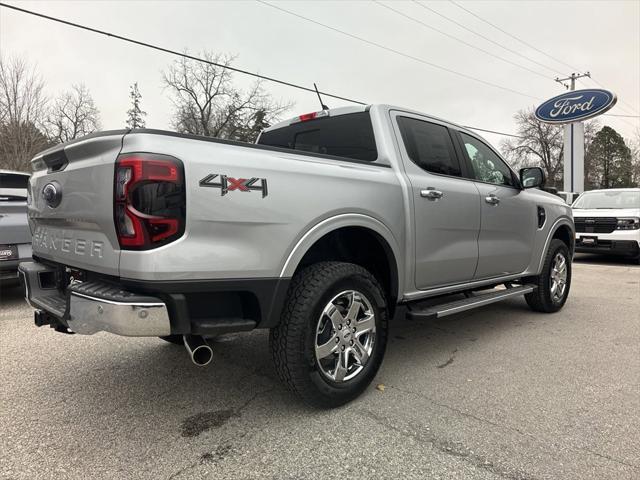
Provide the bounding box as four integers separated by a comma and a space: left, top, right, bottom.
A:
28, 132, 125, 276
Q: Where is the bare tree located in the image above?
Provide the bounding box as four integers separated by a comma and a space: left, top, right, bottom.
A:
0, 56, 50, 171
162, 51, 292, 142
500, 108, 564, 188
501, 108, 601, 189
45, 84, 101, 143
126, 82, 146, 129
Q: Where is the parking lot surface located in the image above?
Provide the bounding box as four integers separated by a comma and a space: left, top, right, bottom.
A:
1, 257, 639, 480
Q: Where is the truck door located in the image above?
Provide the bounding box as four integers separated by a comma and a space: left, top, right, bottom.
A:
456, 131, 536, 278
392, 113, 481, 290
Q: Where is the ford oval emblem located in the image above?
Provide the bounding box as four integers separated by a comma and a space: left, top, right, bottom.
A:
535, 89, 617, 124
42, 182, 62, 208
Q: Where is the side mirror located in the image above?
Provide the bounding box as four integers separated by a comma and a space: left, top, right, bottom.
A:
520, 167, 545, 189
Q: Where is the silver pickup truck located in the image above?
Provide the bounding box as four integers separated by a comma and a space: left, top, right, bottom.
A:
20, 104, 574, 407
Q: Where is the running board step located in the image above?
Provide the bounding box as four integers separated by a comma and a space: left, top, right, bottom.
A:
406, 285, 536, 320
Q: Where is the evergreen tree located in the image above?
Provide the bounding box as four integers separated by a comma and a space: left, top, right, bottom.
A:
126, 82, 146, 129
587, 126, 633, 188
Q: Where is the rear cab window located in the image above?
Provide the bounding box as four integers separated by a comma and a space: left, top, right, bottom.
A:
257, 112, 377, 162
396, 116, 462, 176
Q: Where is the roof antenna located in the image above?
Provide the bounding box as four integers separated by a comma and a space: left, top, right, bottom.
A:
314, 83, 329, 110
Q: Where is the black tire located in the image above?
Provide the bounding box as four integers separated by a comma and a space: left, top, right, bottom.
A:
525, 239, 571, 313
159, 335, 183, 345
270, 261, 388, 408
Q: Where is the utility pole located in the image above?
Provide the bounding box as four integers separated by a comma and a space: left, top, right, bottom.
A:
555, 72, 590, 197
555, 72, 590, 91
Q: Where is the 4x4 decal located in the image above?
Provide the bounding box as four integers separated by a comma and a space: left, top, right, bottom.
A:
199, 174, 268, 198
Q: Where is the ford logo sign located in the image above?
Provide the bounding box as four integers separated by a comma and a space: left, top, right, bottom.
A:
42, 182, 62, 208
535, 88, 616, 124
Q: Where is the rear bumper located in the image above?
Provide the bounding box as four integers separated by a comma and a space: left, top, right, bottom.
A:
0, 261, 20, 280
19, 261, 171, 336
0, 243, 32, 280
18, 260, 291, 337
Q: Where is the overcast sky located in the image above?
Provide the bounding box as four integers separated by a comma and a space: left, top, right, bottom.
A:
1, 0, 639, 148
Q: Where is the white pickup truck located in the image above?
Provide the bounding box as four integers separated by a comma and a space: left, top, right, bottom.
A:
20, 105, 574, 407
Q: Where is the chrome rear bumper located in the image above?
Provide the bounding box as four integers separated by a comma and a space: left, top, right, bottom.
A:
19, 261, 171, 337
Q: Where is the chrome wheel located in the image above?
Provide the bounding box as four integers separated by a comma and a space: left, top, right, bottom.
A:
550, 253, 568, 303
314, 290, 376, 383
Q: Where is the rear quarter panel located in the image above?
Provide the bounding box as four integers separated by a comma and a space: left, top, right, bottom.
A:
118, 133, 405, 285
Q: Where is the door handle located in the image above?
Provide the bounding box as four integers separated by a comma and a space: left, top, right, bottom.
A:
485, 194, 500, 205
421, 189, 444, 200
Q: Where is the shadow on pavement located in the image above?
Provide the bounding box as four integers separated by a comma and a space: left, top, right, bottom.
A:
0, 280, 26, 302
29, 298, 534, 419
573, 253, 639, 266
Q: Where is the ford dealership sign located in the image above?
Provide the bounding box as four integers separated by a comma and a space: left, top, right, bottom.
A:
535, 89, 617, 124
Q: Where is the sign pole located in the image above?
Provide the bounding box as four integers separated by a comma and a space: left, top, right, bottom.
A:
563, 122, 584, 193
555, 73, 590, 197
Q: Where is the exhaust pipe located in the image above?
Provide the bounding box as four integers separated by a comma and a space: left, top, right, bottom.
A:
183, 335, 213, 367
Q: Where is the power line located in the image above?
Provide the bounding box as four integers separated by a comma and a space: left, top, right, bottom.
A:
603, 114, 640, 118
601, 114, 640, 132
412, 0, 563, 77
463, 126, 524, 139
256, 0, 540, 100
578, 77, 638, 116
0, 1, 533, 140
589, 77, 639, 115
0, 2, 366, 106
449, 0, 581, 73
448, 1, 640, 118
374, 1, 551, 81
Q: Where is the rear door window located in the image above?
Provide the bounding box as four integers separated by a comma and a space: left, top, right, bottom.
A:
397, 117, 462, 176
257, 112, 377, 161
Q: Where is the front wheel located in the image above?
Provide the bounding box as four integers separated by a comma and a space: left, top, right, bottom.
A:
525, 239, 572, 313
270, 262, 388, 408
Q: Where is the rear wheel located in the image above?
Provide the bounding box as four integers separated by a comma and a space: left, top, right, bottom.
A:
270, 262, 388, 408
525, 239, 571, 313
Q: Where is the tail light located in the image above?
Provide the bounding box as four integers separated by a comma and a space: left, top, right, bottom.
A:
114, 153, 185, 250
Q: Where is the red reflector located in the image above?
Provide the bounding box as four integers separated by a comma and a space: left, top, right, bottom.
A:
298, 112, 318, 122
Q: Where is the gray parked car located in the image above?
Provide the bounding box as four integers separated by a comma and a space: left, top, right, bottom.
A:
1, 170, 31, 285
19, 105, 574, 407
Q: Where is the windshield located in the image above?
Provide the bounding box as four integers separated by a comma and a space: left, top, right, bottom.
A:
573, 190, 640, 209
0, 172, 29, 201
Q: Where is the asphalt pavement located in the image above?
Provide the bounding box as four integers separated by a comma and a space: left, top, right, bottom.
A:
1, 256, 638, 480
